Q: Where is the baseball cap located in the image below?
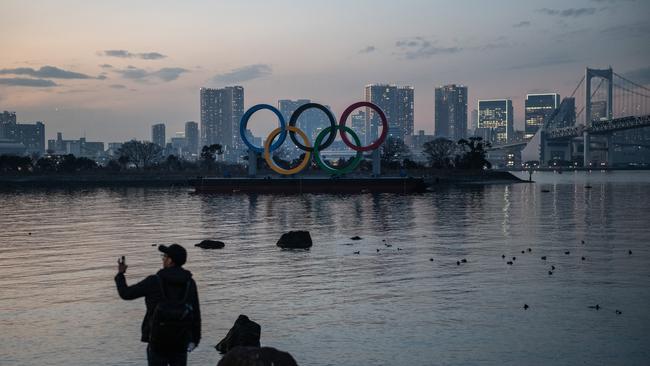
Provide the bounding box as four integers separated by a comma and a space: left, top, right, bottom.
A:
158, 244, 187, 266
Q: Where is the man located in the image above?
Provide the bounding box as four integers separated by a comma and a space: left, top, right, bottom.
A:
115, 244, 201, 366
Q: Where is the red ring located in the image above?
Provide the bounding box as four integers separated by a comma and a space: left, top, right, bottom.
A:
339, 101, 388, 151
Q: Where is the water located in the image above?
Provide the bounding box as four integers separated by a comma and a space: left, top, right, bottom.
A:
1, 171, 649, 365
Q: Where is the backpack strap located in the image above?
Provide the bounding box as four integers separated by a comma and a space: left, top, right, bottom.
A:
157, 274, 191, 302
155, 275, 167, 300
181, 280, 191, 303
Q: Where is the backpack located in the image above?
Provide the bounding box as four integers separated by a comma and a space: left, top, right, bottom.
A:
149, 275, 194, 352
215, 315, 261, 354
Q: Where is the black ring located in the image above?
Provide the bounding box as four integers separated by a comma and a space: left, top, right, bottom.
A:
288, 103, 337, 152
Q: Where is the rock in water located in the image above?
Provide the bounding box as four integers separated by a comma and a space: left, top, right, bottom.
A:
277, 231, 312, 249
217, 346, 298, 366
196, 240, 225, 249
350, 236, 362, 240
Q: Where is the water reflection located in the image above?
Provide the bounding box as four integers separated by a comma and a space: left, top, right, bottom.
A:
1, 174, 650, 366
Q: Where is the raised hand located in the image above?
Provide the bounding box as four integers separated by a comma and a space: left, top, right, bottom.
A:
117, 256, 128, 274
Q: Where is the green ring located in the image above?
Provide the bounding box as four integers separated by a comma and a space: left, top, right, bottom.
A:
313, 126, 363, 175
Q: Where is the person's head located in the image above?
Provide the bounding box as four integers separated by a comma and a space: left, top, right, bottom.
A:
158, 244, 187, 268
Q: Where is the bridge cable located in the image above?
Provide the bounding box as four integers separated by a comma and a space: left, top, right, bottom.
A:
614, 72, 650, 92
570, 76, 585, 98
614, 83, 650, 99
576, 78, 606, 120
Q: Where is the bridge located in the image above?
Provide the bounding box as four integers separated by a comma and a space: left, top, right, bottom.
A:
490, 67, 650, 167
545, 115, 650, 140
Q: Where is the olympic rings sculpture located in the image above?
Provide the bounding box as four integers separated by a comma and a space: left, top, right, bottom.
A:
240, 101, 388, 175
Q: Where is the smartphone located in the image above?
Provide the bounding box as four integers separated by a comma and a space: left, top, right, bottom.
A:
119, 256, 125, 264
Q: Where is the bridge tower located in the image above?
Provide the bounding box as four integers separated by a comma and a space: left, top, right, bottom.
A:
584, 67, 613, 167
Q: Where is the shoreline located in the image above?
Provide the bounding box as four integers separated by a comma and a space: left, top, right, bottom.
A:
0, 170, 525, 190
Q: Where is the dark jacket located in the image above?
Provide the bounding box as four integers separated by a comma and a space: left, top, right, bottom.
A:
115, 266, 201, 346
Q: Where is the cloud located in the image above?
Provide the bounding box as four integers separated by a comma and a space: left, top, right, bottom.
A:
109, 84, 127, 89
513, 21, 531, 28
551, 28, 592, 41
395, 37, 461, 60
477, 36, 513, 51
0, 77, 58, 87
57, 88, 93, 94
537, 8, 599, 17
600, 21, 650, 38
100, 49, 167, 60
112, 66, 188, 82
508, 55, 576, 70
103, 50, 131, 58
139, 52, 166, 60
114, 66, 148, 80
623, 67, 650, 85
359, 46, 376, 54
590, 0, 636, 2
213, 64, 272, 83
0, 65, 96, 79
154, 67, 188, 81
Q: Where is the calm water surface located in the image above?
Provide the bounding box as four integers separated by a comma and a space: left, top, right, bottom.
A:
1, 171, 649, 365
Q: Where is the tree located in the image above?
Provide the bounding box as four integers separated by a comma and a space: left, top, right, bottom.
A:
162, 154, 182, 172
200, 144, 223, 172
118, 140, 162, 169
423, 138, 456, 168
34, 156, 57, 173
105, 159, 122, 172
58, 155, 97, 172
118, 155, 130, 170
456, 137, 492, 169
380, 137, 410, 167
0, 155, 32, 173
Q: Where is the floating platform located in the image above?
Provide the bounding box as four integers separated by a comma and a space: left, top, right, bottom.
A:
190, 177, 428, 194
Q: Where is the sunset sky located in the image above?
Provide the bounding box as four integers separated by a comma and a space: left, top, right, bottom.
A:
1, 0, 649, 142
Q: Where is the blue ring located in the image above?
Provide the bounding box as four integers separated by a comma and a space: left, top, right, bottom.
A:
240, 104, 287, 153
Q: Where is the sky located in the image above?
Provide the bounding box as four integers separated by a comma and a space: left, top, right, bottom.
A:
1, 0, 649, 142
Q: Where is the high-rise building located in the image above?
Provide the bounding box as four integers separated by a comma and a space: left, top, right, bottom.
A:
365, 84, 411, 143
350, 111, 366, 145
478, 99, 513, 144
184, 121, 199, 156
435, 84, 468, 141
47, 133, 103, 158
17, 122, 45, 154
398, 86, 414, 138
278, 100, 310, 123
152, 123, 166, 147
0, 111, 18, 140
277, 99, 333, 151
278, 99, 326, 142
170, 132, 186, 156
1, 112, 44, 154
524, 93, 560, 139
470, 109, 478, 136
200, 86, 244, 160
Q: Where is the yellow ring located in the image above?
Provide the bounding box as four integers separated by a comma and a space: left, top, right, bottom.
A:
264, 126, 312, 175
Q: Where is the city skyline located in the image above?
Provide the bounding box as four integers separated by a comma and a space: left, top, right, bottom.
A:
1, 0, 649, 142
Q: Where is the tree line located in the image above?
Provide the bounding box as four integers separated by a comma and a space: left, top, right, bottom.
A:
0, 137, 491, 175
261, 136, 491, 172
0, 140, 229, 174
